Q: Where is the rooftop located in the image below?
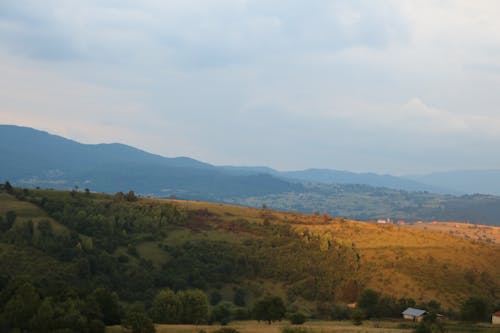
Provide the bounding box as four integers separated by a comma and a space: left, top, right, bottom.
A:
402, 307, 427, 317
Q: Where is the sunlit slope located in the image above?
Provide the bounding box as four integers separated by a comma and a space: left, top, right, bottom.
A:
162, 198, 500, 308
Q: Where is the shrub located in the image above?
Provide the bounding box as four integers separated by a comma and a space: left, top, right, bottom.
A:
212, 302, 233, 325
351, 309, 363, 326
289, 313, 306, 325
253, 296, 286, 324
233, 307, 251, 320
122, 311, 155, 333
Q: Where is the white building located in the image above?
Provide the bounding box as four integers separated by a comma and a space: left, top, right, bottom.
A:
493, 311, 500, 325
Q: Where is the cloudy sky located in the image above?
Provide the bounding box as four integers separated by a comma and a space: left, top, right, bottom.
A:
1, 1, 500, 174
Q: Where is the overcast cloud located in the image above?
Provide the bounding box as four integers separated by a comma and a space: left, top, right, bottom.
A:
1, 0, 500, 174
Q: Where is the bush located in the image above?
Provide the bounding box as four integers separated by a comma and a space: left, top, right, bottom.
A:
351, 309, 363, 326
233, 307, 251, 320
212, 302, 233, 325
289, 313, 306, 325
253, 296, 286, 324
123, 311, 155, 333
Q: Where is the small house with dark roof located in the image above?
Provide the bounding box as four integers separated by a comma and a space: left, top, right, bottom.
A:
493, 311, 500, 325
402, 307, 427, 322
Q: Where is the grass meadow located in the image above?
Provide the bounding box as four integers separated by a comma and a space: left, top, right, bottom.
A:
107, 320, 500, 333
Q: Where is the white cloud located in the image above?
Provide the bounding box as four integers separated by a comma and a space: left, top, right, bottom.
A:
1, 1, 500, 173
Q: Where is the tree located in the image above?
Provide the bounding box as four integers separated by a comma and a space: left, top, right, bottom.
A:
212, 302, 233, 325
0, 282, 41, 331
29, 297, 56, 333
460, 296, 491, 322
357, 289, 380, 318
123, 311, 155, 333
125, 190, 138, 202
151, 289, 182, 324
4, 181, 13, 194
351, 309, 363, 326
4, 210, 17, 230
414, 312, 445, 333
0, 216, 5, 233
289, 312, 306, 325
91, 287, 122, 325
253, 296, 286, 324
178, 289, 209, 324
210, 291, 222, 305
233, 288, 246, 307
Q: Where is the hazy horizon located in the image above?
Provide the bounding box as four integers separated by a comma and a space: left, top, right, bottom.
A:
2, 1, 500, 174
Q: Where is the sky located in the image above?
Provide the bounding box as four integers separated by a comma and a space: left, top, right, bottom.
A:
1, 1, 500, 175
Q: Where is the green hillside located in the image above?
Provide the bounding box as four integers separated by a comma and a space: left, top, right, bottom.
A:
0, 185, 499, 332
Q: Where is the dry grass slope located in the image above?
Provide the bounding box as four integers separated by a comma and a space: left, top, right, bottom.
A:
158, 198, 500, 309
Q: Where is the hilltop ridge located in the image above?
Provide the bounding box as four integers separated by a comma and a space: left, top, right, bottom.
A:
2, 124, 500, 225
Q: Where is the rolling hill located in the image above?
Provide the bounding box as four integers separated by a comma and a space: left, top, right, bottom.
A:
0, 186, 498, 313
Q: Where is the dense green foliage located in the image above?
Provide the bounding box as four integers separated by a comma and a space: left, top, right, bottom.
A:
0, 186, 360, 329
253, 296, 286, 324
460, 296, 492, 322
0, 279, 109, 333
123, 310, 155, 333
289, 312, 307, 325
414, 313, 445, 333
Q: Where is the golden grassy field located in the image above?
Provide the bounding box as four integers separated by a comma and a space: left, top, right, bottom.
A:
107, 320, 500, 333
156, 198, 500, 309
292, 219, 500, 307
405, 221, 500, 245
107, 320, 412, 333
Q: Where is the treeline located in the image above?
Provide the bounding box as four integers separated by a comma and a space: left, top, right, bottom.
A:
352, 289, 498, 325
0, 276, 290, 333
0, 279, 121, 333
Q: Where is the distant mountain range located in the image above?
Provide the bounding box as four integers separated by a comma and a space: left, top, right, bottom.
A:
221, 166, 455, 194
407, 170, 500, 196
2, 124, 500, 225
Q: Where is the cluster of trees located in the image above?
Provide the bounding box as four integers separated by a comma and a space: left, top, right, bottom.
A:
355, 289, 498, 324
0, 279, 122, 333
151, 289, 209, 324
355, 289, 433, 319
150, 289, 289, 326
